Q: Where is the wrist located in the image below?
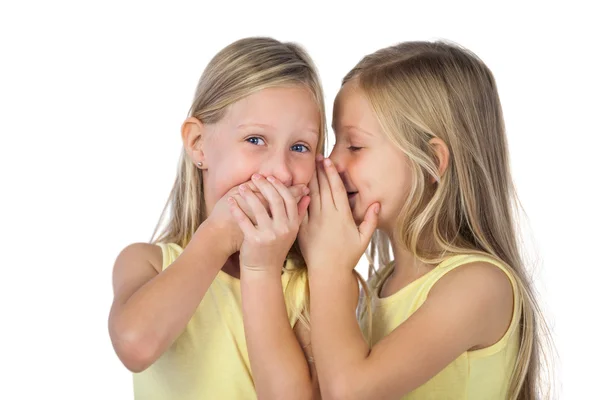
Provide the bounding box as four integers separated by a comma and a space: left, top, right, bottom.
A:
310, 269, 360, 306
240, 263, 283, 278
196, 217, 238, 258
306, 258, 337, 277
202, 216, 240, 256
309, 266, 355, 287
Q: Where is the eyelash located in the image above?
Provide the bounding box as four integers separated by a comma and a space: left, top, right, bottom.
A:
246, 137, 265, 146
291, 144, 310, 153
246, 136, 311, 153
348, 146, 363, 152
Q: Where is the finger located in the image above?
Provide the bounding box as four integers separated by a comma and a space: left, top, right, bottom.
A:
267, 176, 308, 224
245, 181, 258, 193
231, 181, 271, 216
251, 174, 288, 222
239, 179, 301, 201
323, 158, 350, 213
289, 184, 309, 203
230, 181, 257, 197
301, 209, 309, 226
316, 156, 334, 209
231, 193, 259, 225
239, 183, 271, 227
297, 195, 311, 224
228, 197, 259, 237
307, 170, 320, 213
298, 197, 311, 248
358, 202, 380, 246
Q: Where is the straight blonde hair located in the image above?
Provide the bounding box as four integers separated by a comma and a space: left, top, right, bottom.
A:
151, 37, 326, 327
348, 41, 553, 400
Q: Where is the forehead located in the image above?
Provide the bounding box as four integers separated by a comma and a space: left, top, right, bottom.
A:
333, 81, 380, 135
226, 86, 319, 125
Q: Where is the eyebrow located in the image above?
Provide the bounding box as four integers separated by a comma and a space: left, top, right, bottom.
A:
333, 124, 376, 137
237, 123, 274, 130
238, 123, 320, 138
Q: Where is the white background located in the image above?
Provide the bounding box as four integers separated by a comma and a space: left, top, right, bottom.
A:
1, 1, 597, 398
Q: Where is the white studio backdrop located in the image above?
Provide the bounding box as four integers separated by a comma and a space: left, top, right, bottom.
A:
1, 1, 598, 398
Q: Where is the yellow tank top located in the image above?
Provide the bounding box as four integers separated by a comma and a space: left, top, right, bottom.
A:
360, 254, 521, 399
133, 242, 307, 400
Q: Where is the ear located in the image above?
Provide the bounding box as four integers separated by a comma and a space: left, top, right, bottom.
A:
429, 137, 450, 183
181, 117, 206, 168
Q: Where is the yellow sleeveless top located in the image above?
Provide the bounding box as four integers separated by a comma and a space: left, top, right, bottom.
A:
133, 243, 307, 400
360, 254, 522, 399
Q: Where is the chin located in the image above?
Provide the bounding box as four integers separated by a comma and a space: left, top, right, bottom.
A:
351, 208, 366, 225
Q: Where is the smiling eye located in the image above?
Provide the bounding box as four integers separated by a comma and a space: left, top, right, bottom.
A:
246, 137, 265, 146
291, 144, 310, 153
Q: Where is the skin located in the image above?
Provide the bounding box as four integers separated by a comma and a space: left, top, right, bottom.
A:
296, 81, 514, 399
109, 86, 321, 399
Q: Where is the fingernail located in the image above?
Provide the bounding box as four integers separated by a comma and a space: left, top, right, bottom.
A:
324, 158, 332, 167
227, 197, 235, 205
252, 173, 262, 180
303, 186, 310, 195
266, 176, 276, 183
239, 184, 247, 192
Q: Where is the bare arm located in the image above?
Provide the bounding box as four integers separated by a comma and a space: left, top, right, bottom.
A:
232, 174, 315, 399
301, 159, 515, 399
241, 270, 314, 400
308, 263, 514, 400
108, 219, 230, 372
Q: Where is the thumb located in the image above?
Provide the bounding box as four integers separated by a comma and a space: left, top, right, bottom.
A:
290, 184, 308, 203
358, 202, 380, 244
297, 195, 311, 223
299, 197, 310, 234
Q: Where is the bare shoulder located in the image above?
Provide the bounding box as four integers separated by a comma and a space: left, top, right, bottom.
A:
114, 242, 163, 274
428, 260, 515, 348
431, 261, 513, 300
111, 243, 163, 303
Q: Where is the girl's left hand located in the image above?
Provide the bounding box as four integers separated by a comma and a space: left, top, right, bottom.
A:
228, 173, 311, 275
299, 156, 380, 273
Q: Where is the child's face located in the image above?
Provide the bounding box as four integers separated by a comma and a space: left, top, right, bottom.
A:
331, 80, 413, 234
202, 86, 320, 215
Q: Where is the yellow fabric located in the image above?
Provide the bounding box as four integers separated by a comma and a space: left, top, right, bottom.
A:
360, 254, 522, 399
133, 243, 307, 400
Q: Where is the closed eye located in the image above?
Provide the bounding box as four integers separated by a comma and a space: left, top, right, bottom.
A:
246, 136, 266, 146
291, 143, 310, 153
348, 146, 363, 152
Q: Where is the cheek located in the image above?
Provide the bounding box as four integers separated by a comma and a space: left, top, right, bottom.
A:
347, 157, 374, 193
204, 153, 259, 206
291, 158, 316, 185
381, 160, 413, 217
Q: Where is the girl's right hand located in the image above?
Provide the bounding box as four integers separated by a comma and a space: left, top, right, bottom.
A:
206, 181, 308, 256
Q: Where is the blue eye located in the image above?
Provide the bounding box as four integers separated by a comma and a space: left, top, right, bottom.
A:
246, 137, 265, 145
291, 144, 310, 153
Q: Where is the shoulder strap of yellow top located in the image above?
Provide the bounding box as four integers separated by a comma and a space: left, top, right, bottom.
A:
156, 242, 184, 271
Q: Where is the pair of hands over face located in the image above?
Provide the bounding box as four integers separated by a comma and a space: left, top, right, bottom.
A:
208, 157, 380, 275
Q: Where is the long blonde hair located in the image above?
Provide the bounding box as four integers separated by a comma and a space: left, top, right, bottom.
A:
151, 37, 326, 325
348, 41, 552, 399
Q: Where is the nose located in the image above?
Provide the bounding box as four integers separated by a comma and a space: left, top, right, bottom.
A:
329, 145, 346, 174
260, 150, 293, 187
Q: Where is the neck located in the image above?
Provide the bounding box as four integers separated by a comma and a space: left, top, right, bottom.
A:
387, 231, 433, 284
